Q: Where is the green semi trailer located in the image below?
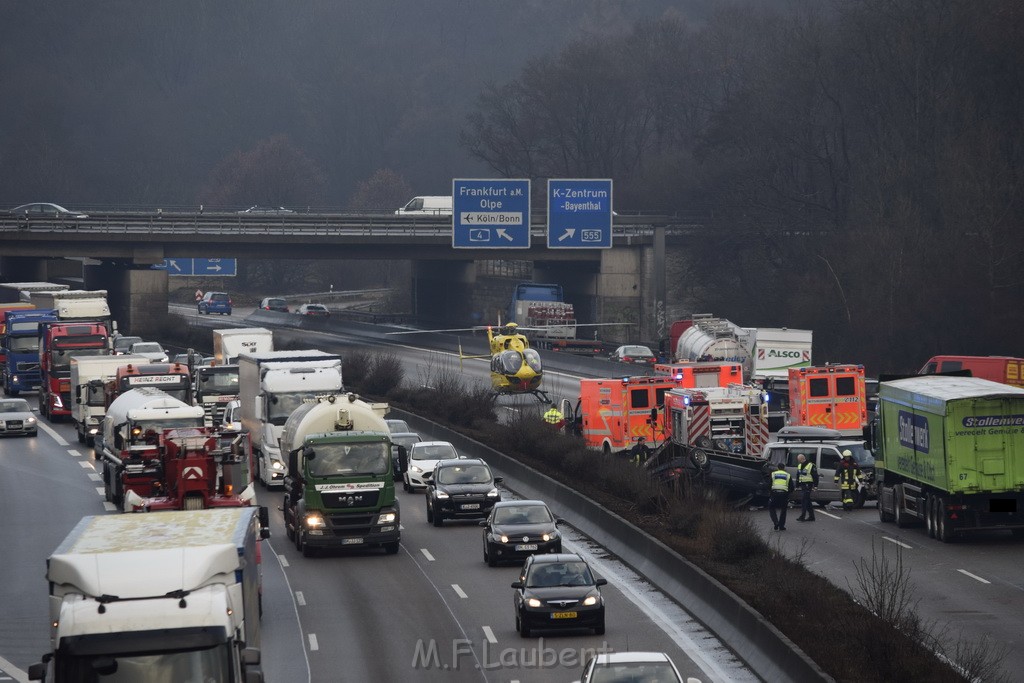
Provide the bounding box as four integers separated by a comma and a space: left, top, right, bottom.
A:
875, 376, 1024, 541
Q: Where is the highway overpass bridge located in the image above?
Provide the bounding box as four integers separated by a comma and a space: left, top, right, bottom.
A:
0, 210, 700, 338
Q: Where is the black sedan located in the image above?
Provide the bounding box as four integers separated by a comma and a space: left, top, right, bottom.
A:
426, 458, 501, 526
481, 500, 562, 567
512, 553, 606, 637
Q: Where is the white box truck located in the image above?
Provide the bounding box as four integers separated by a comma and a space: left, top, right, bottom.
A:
69, 354, 146, 446
29, 289, 111, 322
238, 350, 344, 488
28, 507, 268, 683
214, 327, 274, 364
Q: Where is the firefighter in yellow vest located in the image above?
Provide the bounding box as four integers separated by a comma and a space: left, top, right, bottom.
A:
834, 450, 861, 510
543, 405, 564, 431
795, 453, 819, 522
768, 463, 794, 530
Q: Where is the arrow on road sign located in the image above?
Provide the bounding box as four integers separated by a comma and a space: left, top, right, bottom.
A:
496, 229, 513, 242
557, 229, 576, 242
168, 260, 182, 272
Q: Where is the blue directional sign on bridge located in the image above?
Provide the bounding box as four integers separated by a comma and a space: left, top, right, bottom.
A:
547, 179, 613, 249
156, 258, 237, 276
453, 178, 531, 249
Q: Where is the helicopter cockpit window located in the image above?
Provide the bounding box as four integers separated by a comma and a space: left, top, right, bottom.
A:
522, 348, 542, 373
494, 350, 523, 374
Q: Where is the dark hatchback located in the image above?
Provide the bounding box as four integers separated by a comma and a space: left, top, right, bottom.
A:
512, 553, 606, 637
426, 458, 502, 526
481, 500, 562, 567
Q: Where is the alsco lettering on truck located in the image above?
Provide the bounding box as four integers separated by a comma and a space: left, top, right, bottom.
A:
788, 364, 867, 436
919, 355, 1024, 388
280, 394, 400, 556
38, 321, 110, 420
654, 361, 744, 389
3, 308, 56, 395
576, 376, 684, 453
875, 376, 1024, 541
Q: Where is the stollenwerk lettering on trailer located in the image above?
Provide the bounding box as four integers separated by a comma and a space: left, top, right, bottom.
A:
547, 179, 613, 249
452, 179, 531, 249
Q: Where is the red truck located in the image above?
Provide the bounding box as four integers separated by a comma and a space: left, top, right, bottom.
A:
38, 321, 110, 420
919, 355, 1024, 388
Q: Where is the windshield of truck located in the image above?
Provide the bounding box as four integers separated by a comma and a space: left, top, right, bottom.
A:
133, 417, 204, 438
86, 383, 106, 407
266, 391, 320, 425
308, 442, 390, 476
198, 370, 240, 392
51, 348, 109, 373
8, 335, 38, 352
55, 642, 231, 682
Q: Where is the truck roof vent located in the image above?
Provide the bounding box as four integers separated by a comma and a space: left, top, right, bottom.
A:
335, 408, 354, 431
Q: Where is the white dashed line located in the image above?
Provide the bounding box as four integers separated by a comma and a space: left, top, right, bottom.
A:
452, 584, 467, 598
278, 556, 290, 568
420, 548, 435, 562
295, 591, 306, 606
883, 536, 912, 549
102, 502, 117, 512
95, 487, 105, 496
88, 473, 102, 482
817, 509, 841, 519
67, 448, 81, 457
957, 569, 991, 584
79, 461, 94, 469
308, 633, 319, 651
482, 626, 497, 644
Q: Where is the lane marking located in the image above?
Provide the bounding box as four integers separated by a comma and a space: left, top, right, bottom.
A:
263, 541, 312, 677
79, 461, 94, 470
88, 473, 102, 482
102, 502, 117, 512
452, 584, 467, 599
67, 448, 81, 457
308, 633, 319, 651
38, 421, 68, 446
420, 548, 435, 562
958, 569, 991, 585
817, 509, 841, 519
279, 555, 290, 568
295, 591, 306, 606
883, 536, 912, 549
482, 626, 497, 644
94, 487, 105, 496
0, 654, 26, 683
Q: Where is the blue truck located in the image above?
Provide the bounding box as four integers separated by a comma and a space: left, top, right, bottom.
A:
2, 308, 57, 395
506, 283, 604, 355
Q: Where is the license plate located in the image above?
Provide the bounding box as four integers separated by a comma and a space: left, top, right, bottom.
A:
460, 503, 480, 510
341, 538, 364, 545
551, 611, 577, 619
514, 544, 538, 551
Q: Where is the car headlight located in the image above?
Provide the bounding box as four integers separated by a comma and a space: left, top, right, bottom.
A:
27, 417, 37, 425
583, 596, 599, 606
271, 460, 284, 471
542, 531, 559, 542
486, 488, 499, 498
304, 514, 326, 529
411, 465, 423, 473
377, 512, 397, 524
526, 598, 542, 608
500, 535, 509, 544
435, 491, 449, 499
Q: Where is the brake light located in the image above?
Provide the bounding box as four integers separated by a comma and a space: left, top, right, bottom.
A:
623, 356, 632, 362
228, 299, 233, 306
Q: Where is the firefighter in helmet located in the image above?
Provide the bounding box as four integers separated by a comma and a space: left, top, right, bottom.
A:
834, 450, 862, 510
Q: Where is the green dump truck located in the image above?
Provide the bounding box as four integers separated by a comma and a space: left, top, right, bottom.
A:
875, 376, 1024, 541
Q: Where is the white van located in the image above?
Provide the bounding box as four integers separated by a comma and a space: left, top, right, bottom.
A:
395, 196, 452, 216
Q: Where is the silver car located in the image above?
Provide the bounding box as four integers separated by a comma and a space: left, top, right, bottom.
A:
0, 398, 38, 437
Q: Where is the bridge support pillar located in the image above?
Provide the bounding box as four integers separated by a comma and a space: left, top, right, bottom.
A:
594, 245, 652, 345
0, 256, 50, 282
412, 261, 475, 325
85, 263, 168, 337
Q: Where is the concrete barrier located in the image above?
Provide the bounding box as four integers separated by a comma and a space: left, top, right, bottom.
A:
394, 409, 833, 683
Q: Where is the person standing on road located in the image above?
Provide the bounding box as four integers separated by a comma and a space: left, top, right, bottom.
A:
768, 463, 794, 530
835, 450, 862, 510
542, 405, 564, 431
795, 454, 818, 522
194, 289, 203, 303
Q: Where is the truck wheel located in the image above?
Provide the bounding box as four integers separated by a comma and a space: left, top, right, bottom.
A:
925, 494, 936, 539
295, 524, 304, 552
76, 427, 85, 444
935, 497, 952, 543
285, 520, 295, 542
383, 541, 400, 555
878, 486, 895, 522
894, 487, 912, 528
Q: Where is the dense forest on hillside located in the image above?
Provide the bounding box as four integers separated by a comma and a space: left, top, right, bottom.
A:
1, 1, 1021, 373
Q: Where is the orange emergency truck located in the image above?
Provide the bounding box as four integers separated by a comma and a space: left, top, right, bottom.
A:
919, 355, 1024, 388
573, 376, 683, 454
787, 364, 866, 436
653, 361, 744, 389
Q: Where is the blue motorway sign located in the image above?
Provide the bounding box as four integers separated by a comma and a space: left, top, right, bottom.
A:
156, 258, 237, 276
453, 179, 531, 249
547, 179, 613, 249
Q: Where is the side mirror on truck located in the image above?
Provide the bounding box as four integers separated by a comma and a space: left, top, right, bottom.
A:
258, 506, 271, 539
